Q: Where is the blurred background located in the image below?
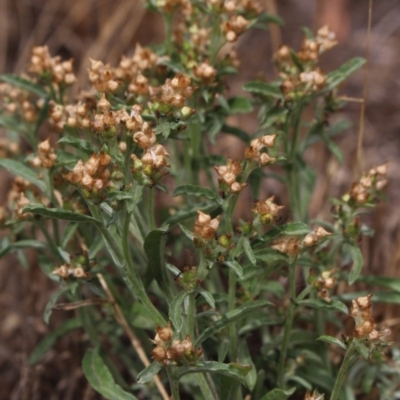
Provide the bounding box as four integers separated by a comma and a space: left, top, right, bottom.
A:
1, 0, 400, 398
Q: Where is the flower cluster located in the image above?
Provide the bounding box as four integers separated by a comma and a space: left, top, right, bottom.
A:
275, 26, 337, 98
29, 46, 76, 86
214, 159, 246, 194
302, 227, 332, 247
350, 294, 390, 341
222, 15, 250, 42
245, 134, 277, 165
0, 83, 38, 122
304, 389, 324, 400
30, 139, 57, 169
151, 323, 202, 365
252, 196, 284, 225
271, 236, 300, 257
193, 211, 221, 241
52, 264, 89, 280
312, 269, 336, 303
157, 73, 194, 110
63, 151, 113, 199
88, 58, 119, 92
347, 163, 388, 205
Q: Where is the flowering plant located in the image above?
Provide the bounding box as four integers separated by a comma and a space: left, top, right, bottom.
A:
0, 1, 395, 399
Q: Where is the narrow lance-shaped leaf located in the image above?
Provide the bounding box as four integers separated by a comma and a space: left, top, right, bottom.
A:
261, 222, 310, 242
325, 57, 366, 91
169, 290, 189, 332
224, 260, 243, 279
82, 348, 138, 400
242, 237, 256, 265
258, 387, 296, 400
173, 184, 219, 202
43, 287, 70, 324
1, 74, 49, 98
243, 81, 282, 99
195, 300, 273, 346
0, 159, 47, 192
23, 204, 100, 223
317, 335, 347, 350
144, 225, 173, 300
57, 135, 95, 154
29, 318, 82, 364
298, 298, 348, 314
175, 361, 251, 387
197, 287, 215, 309
346, 242, 363, 284
137, 361, 163, 384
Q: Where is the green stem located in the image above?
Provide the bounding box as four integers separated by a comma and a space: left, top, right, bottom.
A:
277, 257, 298, 389
87, 202, 165, 326
163, 13, 174, 57
147, 187, 156, 231
228, 267, 238, 361
330, 340, 357, 400
187, 293, 196, 340
197, 373, 216, 400
167, 367, 180, 400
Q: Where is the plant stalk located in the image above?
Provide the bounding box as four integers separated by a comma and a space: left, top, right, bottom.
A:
330, 340, 357, 400
277, 257, 298, 389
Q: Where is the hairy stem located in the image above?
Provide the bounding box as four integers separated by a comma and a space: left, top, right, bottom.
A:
277, 257, 298, 389
330, 340, 357, 400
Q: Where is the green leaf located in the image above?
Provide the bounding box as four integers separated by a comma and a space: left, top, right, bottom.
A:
178, 223, 195, 241
173, 184, 219, 201
169, 290, 189, 332
353, 338, 370, 359
228, 97, 253, 114
223, 260, 243, 279
29, 318, 82, 364
137, 361, 163, 384
23, 204, 100, 223
57, 135, 95, 154
339, 291, 400, 305
298, 298, 348, 314
43, 287, 70, 324
261, 222, 310, 242
198, 288, 215, 308
242, 237, 256, 265
290, 49, 303, 72
127, 185, 144, 213
358, 275, 400, 293
195, 300, 273, 346
1, 74, 49, 98
345, 243, 363, 284
0, 159, 47, 192
82, 348, 138, 400
176, 361, 251, 386
243, 81, 282, 99
258, 387, 296, 400
219, 374, 241, 400
317, 335, 347, 350
239, 342, 257, 391
163, 202, 220, 227
326, 57, 366, 91
221, 124, 250, 143
254, 249, 288, 263
143, 225, 172, 300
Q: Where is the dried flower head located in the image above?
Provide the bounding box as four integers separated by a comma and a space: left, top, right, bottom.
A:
271, 236, 300, 257
245, 134, 277, 165
304, 389, 324, 400
350, 294, 390, 342
214, 159, 246, 194
194, 211, 221, 240
252, 196, 284, 224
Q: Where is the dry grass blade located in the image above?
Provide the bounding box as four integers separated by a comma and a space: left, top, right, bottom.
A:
355, 0, 373, 178
97, 273, 170, 400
